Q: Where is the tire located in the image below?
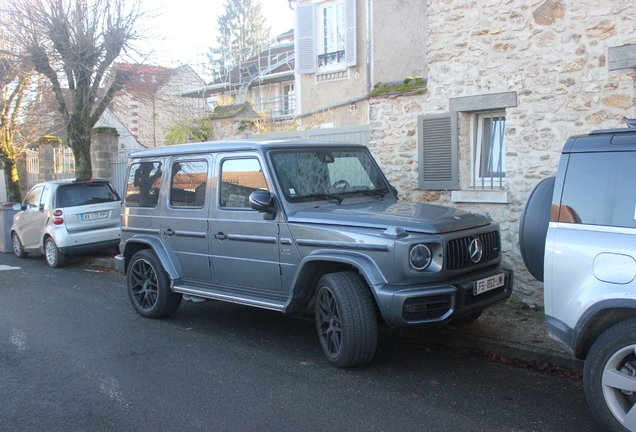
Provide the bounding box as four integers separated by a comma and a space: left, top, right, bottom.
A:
450, 310, 483, 325
11, 231, 28, 258
584, 319, 636, 432
44, 237, 65, 268
314, 271, 378, 368
519, 176, 555, 282
127, 249, 182, 318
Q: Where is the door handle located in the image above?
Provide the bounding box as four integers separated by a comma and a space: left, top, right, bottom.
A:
213, 232, 227, 240
163, 229, 175, 236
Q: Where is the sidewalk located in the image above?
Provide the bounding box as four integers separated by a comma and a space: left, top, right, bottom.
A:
71, 251, 584, 374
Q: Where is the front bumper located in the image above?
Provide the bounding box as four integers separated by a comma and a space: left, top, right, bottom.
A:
374, 265, 513, 328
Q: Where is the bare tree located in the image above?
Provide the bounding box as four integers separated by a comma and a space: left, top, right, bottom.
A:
4, 0, 149, 179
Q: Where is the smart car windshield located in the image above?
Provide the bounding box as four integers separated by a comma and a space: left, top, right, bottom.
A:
270, 148, 390, 203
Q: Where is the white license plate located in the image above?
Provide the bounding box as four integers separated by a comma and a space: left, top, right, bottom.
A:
473, 273, 505, 295
81, 211, 108, 221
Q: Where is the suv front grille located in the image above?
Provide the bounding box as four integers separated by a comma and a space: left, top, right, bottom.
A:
446, 231, 500, 270
402, 294, 453, 322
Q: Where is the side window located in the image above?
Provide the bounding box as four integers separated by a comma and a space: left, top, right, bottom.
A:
24, 186, 44, 210
220, 158, 268, 209
559, 152, 636, 228
170, 160, 208, 208
125, 162, 162, 208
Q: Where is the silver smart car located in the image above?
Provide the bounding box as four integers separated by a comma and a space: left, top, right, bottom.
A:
11, 179, 121, 268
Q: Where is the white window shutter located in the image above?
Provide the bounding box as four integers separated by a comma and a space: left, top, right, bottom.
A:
418, 112, 459, 190
295, 4, 316, 74
344, 0, 357, 67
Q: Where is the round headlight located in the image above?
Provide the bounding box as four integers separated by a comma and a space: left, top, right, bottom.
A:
409, 244, 432, 271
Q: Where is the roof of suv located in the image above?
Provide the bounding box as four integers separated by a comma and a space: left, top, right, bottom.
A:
563, 127, 636, 153
128, 140, 368, 159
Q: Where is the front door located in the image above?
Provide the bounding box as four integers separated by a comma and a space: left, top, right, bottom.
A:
19, 185, 47, 249
210, 154, 281, 292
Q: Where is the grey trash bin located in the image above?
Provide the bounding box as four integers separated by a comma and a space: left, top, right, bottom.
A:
0, 203, 19, 253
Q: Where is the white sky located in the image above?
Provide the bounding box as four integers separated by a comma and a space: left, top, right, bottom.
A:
141, 0, 295, 75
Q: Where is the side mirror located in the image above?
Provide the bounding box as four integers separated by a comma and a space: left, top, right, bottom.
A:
13, 203, 23, 211
249, 190, 277, 220
249, 190, 274, 212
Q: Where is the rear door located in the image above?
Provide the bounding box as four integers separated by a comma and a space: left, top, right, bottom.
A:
210, 153, 281, 292
160, 156, 212, 281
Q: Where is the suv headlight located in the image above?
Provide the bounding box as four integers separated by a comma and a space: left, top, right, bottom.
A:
409, 244, 432, 271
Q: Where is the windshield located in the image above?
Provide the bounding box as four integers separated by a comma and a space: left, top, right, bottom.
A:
270, 148, 390, 203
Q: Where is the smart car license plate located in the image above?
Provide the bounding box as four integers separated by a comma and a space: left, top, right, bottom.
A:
473, 273, 505, 295
81, 211, 108, 221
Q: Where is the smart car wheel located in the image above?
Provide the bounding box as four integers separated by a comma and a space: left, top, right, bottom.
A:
314, 271, 377, 368
11, 232, 28, 258
127, 249, 182, 318
44, 237, 65, 268
584, 319, 636, 432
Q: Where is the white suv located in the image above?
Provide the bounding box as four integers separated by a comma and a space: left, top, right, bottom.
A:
11, 179, 121, 268
520, 123, 636, 432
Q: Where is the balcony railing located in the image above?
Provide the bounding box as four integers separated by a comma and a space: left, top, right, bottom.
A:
318, 50, 345, 67
253, 94, 296, 119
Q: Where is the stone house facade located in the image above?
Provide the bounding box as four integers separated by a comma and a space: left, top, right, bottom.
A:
367, 0, 635, 305
111, 64, 207, 148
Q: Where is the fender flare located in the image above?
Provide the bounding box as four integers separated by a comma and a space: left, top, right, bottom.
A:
283, 250, 387, 313
122, 235, 181, 281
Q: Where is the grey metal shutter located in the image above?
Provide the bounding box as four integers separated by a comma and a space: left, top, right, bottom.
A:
344, 0, 357, 67
418, 112, 459, 190
295, 4, 316, 74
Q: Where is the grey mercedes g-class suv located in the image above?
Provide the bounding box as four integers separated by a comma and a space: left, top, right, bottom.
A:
116, 140, 512, 367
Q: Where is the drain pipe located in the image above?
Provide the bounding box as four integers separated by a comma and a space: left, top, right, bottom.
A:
366, 0, 371, 94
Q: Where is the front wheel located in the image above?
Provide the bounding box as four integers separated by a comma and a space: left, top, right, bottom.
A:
314, 271, 377, 368
584, 319, 636, 432
44, 237, 65, 268
127, 249, 181, 318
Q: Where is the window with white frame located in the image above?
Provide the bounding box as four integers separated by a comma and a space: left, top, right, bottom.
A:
295, 0, 357, 75
471, 111, 506, 189
318, 2, 345, 68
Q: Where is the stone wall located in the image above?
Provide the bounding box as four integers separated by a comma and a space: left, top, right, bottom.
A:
368, 0, 635, 305
91, 128, 119, 180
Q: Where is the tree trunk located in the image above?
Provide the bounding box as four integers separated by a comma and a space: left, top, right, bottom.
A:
2, 158, 21, 202
68, 122, 92, 180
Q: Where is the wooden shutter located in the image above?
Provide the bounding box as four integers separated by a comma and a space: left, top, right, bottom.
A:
418, 112, 459, 190
344, 0, 357, 67
295, 4, 316, 74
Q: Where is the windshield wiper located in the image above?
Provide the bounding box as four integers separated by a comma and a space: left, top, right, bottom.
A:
301, 193, 344, 204
359, 189, 387, 199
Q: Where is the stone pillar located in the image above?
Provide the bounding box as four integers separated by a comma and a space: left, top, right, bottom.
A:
91, 127, 119, 181
36, 136, 61, 182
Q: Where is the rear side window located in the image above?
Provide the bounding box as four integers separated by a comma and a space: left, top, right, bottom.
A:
559, 152, 636, 228
170, 160, 208, 208
125, 162, 163, 208
56, 182, 120, 208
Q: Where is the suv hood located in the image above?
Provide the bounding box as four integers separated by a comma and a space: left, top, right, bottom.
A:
287, 200, 492, 234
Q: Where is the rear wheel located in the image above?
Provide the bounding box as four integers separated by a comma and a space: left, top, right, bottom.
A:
584, 319, 636, 432
127, 249, 182, 318
44, 237, 65, 268
11, 232, 28, 258
314, 271, 377, 368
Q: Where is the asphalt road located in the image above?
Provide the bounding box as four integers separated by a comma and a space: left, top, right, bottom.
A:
0, 252, 602, 431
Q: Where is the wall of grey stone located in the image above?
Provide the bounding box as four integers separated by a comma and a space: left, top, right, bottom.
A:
368, 0, 635, 305
91, 129, 119, 181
